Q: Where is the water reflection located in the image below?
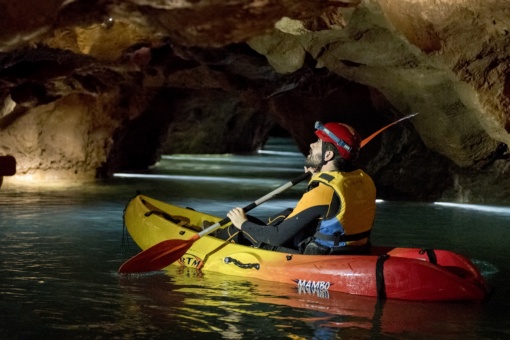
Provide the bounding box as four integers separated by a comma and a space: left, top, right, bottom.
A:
118, 266, 487, 339
1, 137, 509, 338
435, 202, 510, 216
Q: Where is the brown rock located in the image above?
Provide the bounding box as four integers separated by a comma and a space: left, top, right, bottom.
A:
0, 0, 509, 203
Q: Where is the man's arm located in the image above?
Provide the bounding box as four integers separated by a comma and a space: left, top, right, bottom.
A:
240, 204, 329, 246
238, 184, 336, 246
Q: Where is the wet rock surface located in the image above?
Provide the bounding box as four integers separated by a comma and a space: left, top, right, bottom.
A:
0, 0, 509, 203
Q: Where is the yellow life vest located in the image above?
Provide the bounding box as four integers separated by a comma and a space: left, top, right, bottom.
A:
309, 170, 376, 247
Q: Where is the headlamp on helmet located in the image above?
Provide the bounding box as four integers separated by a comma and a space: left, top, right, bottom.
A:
314, 121, 361, 160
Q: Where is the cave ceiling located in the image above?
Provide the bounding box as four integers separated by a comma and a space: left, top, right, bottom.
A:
0, 0, 509, 203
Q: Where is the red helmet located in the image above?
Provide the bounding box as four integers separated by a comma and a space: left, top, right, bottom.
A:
314, 121, 361, 160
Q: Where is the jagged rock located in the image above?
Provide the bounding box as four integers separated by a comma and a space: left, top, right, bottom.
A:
0, 0, 509, 204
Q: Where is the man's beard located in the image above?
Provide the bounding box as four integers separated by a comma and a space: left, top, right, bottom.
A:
304, 151, 322, 170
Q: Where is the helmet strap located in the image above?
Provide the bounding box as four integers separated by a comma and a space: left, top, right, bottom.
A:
318, 142, 331, 169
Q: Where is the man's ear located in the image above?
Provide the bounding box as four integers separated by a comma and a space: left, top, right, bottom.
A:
324, 150, 334, 162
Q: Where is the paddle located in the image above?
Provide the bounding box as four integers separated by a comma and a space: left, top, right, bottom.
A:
118, 112, 418, 273
360, 112, 418, 148
118, 171, 312, 273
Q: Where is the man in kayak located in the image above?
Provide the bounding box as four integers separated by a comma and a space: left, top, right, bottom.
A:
219, 121, 377, 255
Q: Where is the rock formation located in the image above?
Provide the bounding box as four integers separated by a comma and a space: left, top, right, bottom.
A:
0, 0, 509, 204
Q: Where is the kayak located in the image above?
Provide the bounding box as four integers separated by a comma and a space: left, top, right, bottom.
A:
123, 194, 491, 302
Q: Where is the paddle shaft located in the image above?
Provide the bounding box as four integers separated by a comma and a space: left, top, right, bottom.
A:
197, 171, 312, 238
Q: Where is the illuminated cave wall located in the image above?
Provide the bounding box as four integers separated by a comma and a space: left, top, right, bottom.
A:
0, 0, 509, 203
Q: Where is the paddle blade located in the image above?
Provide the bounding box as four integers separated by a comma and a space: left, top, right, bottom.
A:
118, 235, 199, 273
360, 112, 418, 148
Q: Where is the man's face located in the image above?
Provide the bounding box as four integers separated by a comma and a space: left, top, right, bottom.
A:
305, 138, 323, 169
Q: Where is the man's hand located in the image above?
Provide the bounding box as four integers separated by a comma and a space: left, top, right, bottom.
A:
227, 207, 248, 229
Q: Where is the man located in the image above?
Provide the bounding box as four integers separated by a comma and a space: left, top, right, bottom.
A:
223, 121, 377, 254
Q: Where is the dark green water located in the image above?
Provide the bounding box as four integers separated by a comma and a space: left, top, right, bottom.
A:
0, 138, 508, 339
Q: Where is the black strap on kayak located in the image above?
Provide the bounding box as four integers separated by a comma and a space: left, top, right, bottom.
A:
142, 198, 178, 221
419, 248, 437, 264
314, 230, 372, 245
144, 209, 182, 223
376, 254, 390, 300
142, 198, 193, 227
224, 257, 260, 270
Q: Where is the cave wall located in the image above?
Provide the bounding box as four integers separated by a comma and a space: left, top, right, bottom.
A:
0, 0, 509, 204
248, 1, 509, 167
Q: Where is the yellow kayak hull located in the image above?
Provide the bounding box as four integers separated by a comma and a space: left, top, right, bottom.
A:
123, 195, 490, 302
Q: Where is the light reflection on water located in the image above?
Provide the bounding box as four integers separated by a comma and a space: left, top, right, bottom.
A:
1, 137, 509, 339
435, 201, 510, 215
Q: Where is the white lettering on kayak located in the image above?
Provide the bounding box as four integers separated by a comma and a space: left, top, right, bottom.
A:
294, 279, 331, 297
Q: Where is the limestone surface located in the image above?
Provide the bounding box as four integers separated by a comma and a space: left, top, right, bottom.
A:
0, 0, 509, 203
